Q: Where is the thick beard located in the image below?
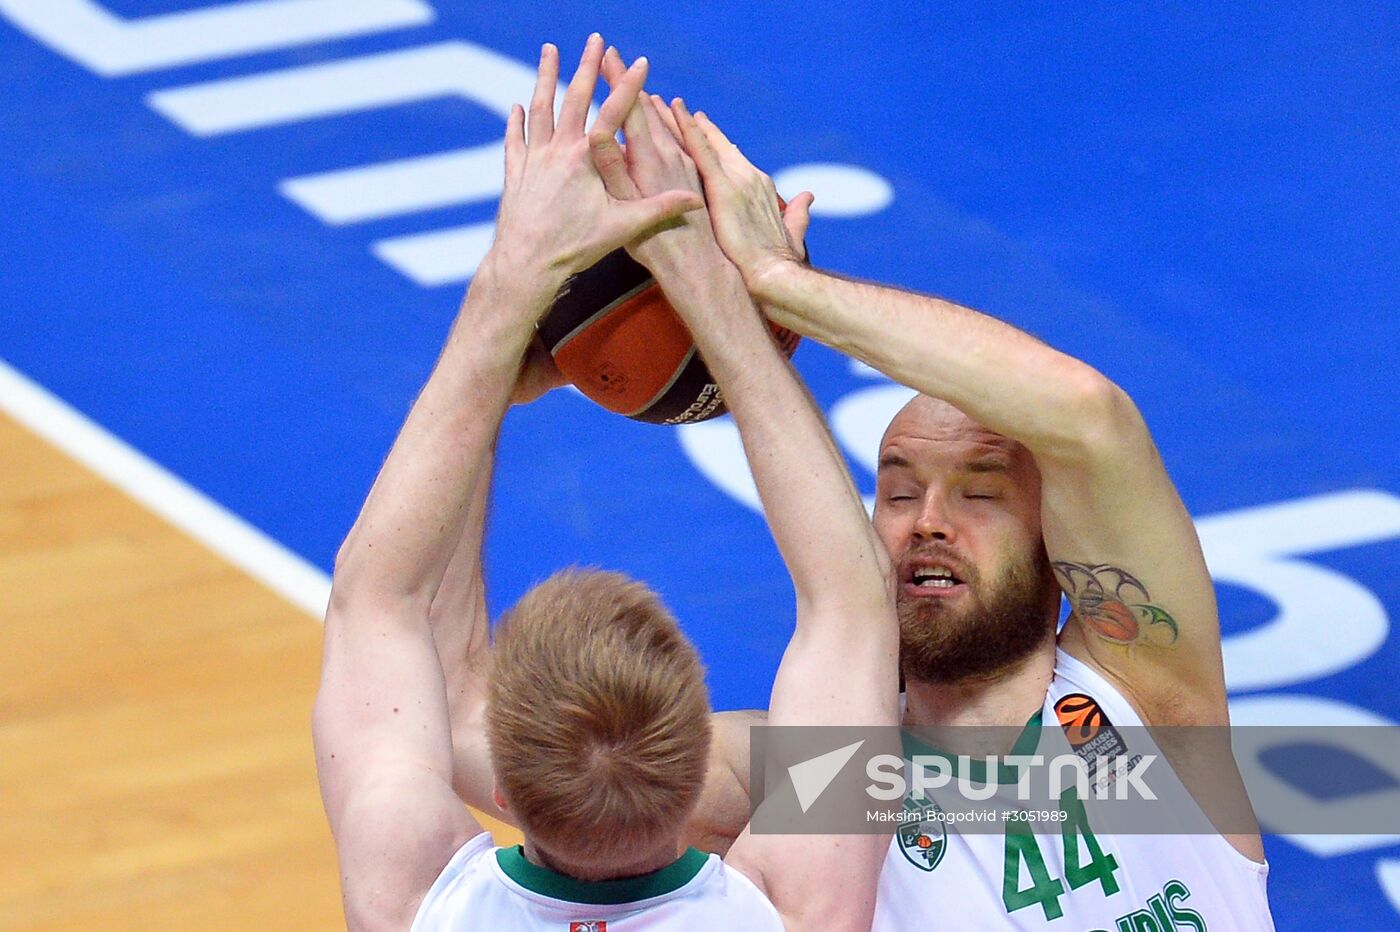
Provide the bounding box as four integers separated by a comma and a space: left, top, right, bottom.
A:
898, 546, 1056, 686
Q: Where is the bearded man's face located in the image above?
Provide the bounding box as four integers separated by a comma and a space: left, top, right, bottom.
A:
893, 534, 1055, 683
873, 397, 1060, 685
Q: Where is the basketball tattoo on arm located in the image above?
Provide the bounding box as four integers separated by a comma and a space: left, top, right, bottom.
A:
1053, 561, 1181, 647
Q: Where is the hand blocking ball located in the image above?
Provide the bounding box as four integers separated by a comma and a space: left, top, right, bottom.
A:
538, 249, 799, 424
540, 189, 804, 426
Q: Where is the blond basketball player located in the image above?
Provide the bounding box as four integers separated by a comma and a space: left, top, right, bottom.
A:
312, 34, 898, 932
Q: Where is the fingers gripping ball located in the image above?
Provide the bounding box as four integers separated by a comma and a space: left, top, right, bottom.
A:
539, 250, 799, 424
539, 197, 803, 425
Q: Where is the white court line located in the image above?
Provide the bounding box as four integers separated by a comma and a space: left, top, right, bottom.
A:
0, 358, 331, 619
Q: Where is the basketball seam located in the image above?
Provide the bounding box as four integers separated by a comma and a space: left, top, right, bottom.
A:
624, 346, 699, 419
546, 279, 655, 355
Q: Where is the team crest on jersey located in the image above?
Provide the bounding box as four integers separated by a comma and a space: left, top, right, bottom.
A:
896, 797, 948, 872
568, 922, 606, 932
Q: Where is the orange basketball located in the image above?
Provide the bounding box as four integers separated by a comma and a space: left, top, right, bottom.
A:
538, 248, 800, 424
540, 192, 802, 424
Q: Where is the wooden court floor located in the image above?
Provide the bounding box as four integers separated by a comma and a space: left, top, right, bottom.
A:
0, 412, 516, 930
0, 410, 344, 929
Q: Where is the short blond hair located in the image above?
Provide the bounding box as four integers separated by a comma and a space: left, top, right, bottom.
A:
487, 569, 711, 868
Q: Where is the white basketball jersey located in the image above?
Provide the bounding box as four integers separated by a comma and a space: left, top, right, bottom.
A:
410, 834, 783, 931
874, 649, 1274, 931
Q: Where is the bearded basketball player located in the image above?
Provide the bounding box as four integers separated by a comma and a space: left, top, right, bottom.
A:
657, 98, 1277, 929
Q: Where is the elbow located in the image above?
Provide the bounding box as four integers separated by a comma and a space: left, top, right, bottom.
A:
328, 531, 359, 604
1042, 368, 1147, 462
330, 527, 365, 587
325, 542, 434, 628
1069, 369, 1139, 432
875, 541, 896, 589
310, 686, 336, 758
795, 548, 897, 627
326, 542, 366, 622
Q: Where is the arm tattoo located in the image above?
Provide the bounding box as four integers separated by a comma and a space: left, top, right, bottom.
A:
1051, 562, 1180, 647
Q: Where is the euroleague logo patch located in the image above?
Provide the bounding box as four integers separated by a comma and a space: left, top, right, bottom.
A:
1054, 693, 1114, 748
1054, 693, 1142, 787
569, 921, 607, 932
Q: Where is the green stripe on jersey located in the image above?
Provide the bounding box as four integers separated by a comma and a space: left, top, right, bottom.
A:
496, 846, 709, 905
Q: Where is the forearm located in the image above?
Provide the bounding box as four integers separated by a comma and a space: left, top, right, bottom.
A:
751, 261, 1133, 458
426, 440, 507, 812
428, 445, 492, 714
651, 253, 889, 611
333, 263, 555, 611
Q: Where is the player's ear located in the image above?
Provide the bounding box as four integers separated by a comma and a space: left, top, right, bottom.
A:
492, 782, 510, 813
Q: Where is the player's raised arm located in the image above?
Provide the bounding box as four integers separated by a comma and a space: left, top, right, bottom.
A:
672, 101, 1227, 729
429, 335, 564, 822
313, 38, 700, 931
314, 215, 532, 932
594, 66, 898, 930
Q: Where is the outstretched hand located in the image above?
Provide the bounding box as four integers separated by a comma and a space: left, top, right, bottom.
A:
591, 49, 712, 273
487, 35, 704, 291
668, 98, 814, 287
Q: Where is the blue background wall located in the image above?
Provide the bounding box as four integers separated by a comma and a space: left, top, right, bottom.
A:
2, 2, 1396, 925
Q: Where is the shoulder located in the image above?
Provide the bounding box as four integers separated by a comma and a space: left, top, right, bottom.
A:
337, 787, 485, 932
707, 858, 785, 927
725, 833, 882, 932
1050, 647, 1149, 724
1057, 623, 1225, 726
684, 710, 766, 854
403, 834, 498, 932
